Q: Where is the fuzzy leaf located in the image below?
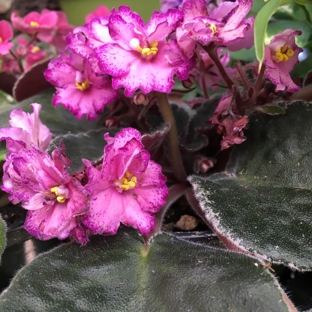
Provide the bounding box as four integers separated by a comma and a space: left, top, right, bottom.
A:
48, 128, 118, 174
189, 101, 312, 270
0, 215, 6, 264
0, 230, 292, 311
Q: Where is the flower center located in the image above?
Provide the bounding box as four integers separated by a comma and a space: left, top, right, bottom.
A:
76, 79, 90, 91
0, 37, 2, 44
129, 38, 158, 58
30, 21, 39, 28
115, 171, 137, 192
50, 185, 69, 203
31, 46, 40, 53
208, 23, 217, 35
275, 45, 294, 62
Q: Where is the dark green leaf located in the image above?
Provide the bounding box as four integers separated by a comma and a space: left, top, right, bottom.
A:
0, 230, 291, 311
189, 101, 312, 270
48, 128, 118, 174
0, 215, 6, 264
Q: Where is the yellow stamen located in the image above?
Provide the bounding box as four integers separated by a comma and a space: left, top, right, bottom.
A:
31, 46, 40, 53
50, 186, 67, 203
136, 41, 159, 58
76, 79, 90, 91
209, 23, 217, 35
118, 171, 137, 191
275, 45, 294, 62
56, 195, 66, 203
0, 37, 2, 44
30, 21, 39, 28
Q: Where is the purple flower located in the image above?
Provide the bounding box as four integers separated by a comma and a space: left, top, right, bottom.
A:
2, 144, 89, 243
0, 103, 52, 152
44, 52, 118, 120
82, 127, 168, 235
0, 20, 14, 55
264, 29, 302, 92
93, 6, 190, 96
177, 0, 254, 57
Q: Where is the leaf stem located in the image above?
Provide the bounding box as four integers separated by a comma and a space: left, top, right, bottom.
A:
155, 92, 187, 183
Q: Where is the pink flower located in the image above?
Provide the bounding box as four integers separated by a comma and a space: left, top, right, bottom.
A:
44, 52, 118, 120
2, 144, 89, 243
93, 6, 191, 96
85, 5, 110, 23
66, 17, 114, 73
16, 37, 47, 70
0, 20, 14, 55
82, 128, 168, 235
11, 9, 58, 43
263, 29, 302, 92
0, 103, 52, 152
177, 0, 254, 57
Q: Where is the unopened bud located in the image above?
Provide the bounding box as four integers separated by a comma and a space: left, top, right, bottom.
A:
105, 118, 118, 128
194, 156, 215, 174
182, 74, 196, 89
133, 93, 149, 106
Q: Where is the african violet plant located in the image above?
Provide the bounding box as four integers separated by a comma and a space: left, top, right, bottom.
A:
0, 0, 312, 310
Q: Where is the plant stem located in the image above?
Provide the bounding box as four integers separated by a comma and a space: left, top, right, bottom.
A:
155, 92, 187, 183
203, 43, 233, 90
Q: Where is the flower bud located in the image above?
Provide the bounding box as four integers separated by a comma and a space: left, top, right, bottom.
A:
133, 93, 149, 106
182, 74, 196, 89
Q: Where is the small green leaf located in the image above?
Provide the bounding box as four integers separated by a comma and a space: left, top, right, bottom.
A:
293, 0, 312, 5
253, 105, 286, 115
189, 101, 312, 270
0, 230, 291, 311
254, 0, 282, 67
0, 215, 6, 264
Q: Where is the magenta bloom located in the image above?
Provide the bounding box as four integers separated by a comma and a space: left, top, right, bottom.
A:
0, 103, 52, 152
11, 9, 58, 43
0, 20, 14, 55
93, 6, 190, 96
264, 29, 302, 92
66, 17, 114, 73
83, 128, 168, 235
177, 0, 254, 56
85, 5, 110, 23
16, 37, 47, 70
2, 144, 89, 243
44, 52, 118, 120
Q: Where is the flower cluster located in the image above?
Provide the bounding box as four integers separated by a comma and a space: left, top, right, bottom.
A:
0, 104, 168, 243
0, 9, 73, 75
0, 1, 305, 246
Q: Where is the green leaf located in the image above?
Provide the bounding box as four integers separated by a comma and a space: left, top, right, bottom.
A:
189, 101, 312, 270
252, 105, 286, 115
254, 0, 282, 67
0, 215, 6, 264
0, 230, 292, 311
294, 0, 312, 5
48, 128, 118, 174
